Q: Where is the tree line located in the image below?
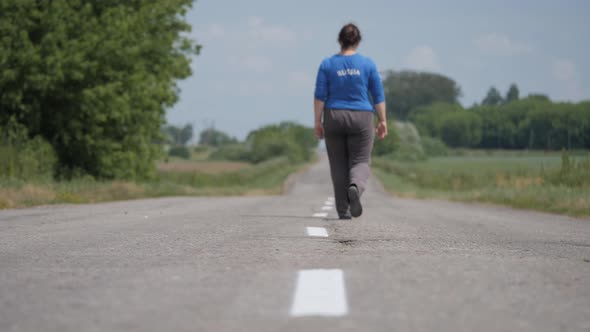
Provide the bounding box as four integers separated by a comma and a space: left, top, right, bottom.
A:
382, 71, 590, 150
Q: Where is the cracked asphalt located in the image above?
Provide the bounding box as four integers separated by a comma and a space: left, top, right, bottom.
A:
1, 154, 589, 331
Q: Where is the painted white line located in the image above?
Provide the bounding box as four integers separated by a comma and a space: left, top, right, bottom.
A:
306, 227, 328, 237
312, 212, 328, 218
321, 206, 333, 211
327, 197, 335, 202
290, 269, 348, 317
324, 201, 334, 206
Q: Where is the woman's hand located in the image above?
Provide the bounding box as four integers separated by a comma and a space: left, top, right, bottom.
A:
376, 120, 388, 140
314, 121, 324, 139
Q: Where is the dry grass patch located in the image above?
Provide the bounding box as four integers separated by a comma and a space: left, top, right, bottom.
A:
157, 160, 251, 174
0, 184, 56, 208
78, 181, 145, 202
0, 157, 312, 209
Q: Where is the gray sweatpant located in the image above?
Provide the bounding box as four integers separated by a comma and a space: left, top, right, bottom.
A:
323, 109, 375, 218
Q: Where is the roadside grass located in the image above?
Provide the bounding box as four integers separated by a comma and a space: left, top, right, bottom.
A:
157, 159, 251, 173
0, 157, 307, 209
373, 151, 590, 217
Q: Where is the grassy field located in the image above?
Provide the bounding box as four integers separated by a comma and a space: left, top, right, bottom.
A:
0, 157, 308, 209
373, 150, 590, 217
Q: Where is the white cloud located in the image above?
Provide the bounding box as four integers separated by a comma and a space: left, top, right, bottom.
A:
195, 17, 297, 49
193, 23, 226, 43
288, 71, 312, 86
287, 71, 314, 95
552, 59, 576, 81
474, 33, 532, 56
207, 24, 225, 38
237, 82, 274, 96
247, 16, 296, 44
191, 17, 300, 97
247, 16, 264, 28
552, 59, 584, 100
228, 54, 273, 72
404, 46, 440, 71
243, 55, 273, 71
197, 17, 296, 73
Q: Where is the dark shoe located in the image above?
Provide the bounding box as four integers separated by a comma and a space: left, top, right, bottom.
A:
339, 213, 352, 220
347, 185, 362, 218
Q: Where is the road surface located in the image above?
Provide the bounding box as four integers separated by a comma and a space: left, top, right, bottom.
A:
1, 155, 589, 331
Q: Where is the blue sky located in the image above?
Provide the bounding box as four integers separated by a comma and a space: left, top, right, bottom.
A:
168, 0, 590, 140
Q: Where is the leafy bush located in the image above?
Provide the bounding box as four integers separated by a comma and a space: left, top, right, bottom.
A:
373, 121, 400, 156
168, 146, 190, 159
421, 137, 449, 157
246, 122, 318, 163
374, 121, 425, 161
0, 137, 57, 180
162, 124, 194, 146
249, 136, 307, 163
209, 144, 250, 161
199, 128, 238, 147
193, 145, 210, 154
1, 119, 57, 179
206, 122, 317, 164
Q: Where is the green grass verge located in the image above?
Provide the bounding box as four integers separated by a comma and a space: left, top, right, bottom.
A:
373, 153, 590, 217
0, 157, 310, 209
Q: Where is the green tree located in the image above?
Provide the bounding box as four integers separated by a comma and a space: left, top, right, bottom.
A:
199, 127, 238, 147
482, 86, 503, 106
0, 0, 201, 179
246, 122, 318, 163
164, 124, 194, 147
505, 83, 519, 104
577, 102, 590, 149
381, 71, 462, 120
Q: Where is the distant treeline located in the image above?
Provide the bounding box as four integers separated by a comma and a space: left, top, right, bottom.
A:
410, 98, 590, 149
383, 71, 590, 150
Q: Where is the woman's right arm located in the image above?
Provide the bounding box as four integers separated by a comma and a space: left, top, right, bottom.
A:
314, 60, 328, 139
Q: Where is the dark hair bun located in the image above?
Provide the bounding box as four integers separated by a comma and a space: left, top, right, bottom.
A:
338, 23, 362, 49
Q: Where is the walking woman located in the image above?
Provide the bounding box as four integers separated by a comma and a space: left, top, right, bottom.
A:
314, 23, 388, 219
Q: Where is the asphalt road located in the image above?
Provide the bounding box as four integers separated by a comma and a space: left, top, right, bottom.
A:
1, 154, 589, 332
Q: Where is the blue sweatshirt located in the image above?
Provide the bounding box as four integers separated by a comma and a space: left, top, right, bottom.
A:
314, 53, 385, 112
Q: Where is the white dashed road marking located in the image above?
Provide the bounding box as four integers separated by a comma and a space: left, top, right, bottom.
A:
306, 227, 328, 237
290, 269, 348, 317
322, 206, 333, 211
325, 201, 334, 206
312, 212, 328, 218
